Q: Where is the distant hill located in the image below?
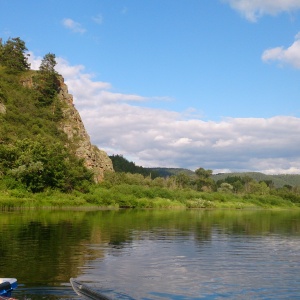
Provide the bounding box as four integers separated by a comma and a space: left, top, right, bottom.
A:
109, 155, 160, 178
212, 172, 300, 188
146, 168, 195, 178
115, 161, 300, 188
146, 168, 300, 188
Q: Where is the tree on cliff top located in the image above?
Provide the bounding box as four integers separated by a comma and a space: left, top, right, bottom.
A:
0, 37, 30, 71
39, 53, 57, 74
34, 52, 59, 106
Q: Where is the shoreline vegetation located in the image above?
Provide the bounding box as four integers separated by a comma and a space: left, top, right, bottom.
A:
1, 171, 299, 210
0, 191, 298, 210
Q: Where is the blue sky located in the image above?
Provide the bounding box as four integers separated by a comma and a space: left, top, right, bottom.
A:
1, 0, 300, 174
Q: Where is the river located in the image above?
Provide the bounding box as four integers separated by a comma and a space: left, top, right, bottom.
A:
0, 209, 299, 299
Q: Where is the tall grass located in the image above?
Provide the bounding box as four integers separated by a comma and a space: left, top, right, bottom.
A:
0, 181, 299, 210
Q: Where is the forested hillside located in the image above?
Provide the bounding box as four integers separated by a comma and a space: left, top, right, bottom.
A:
109, 154, 160, 178
0, 37, 93, 192
111, 156, 300, 188
146, 167, 195, 178
213, 172, 300, 188
110, 153, 300, 188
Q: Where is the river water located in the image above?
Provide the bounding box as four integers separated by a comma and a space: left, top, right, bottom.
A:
0, 209, 300, 299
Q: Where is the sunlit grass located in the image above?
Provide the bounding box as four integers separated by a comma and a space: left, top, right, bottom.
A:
0, 184, 299, 210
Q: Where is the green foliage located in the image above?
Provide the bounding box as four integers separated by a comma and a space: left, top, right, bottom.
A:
186, 199, 216, 208
111, 158, 300, 190
33, 53, 59, 106
0, 169, 299, 209
147, 167, 195, 178
0, 69, 65, 142
96, 169, 300, 209
85, 182, 186, 209
216, 175, 272, 195
0, 46, 94, 194
32, 73, 59, 106
0, 138, 93, 192
218, 182, 234, 193
213, 172, 300, 188
0, 37, 30, 72
0, 37, 299, 209
244, 181, 270, 195
175, 172, 191, 188
39, 53, 57, 73
194, 167, 216, 191
271, 187, 300, 203
241, 194, 294, 208
109, 154, 160, 178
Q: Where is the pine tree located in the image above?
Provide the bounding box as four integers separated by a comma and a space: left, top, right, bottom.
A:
0, 37, 30, 71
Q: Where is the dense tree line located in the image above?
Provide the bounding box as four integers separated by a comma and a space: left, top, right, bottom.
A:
109, 154, 160, 178
104, 162, 300, 205
0, 138, 93, 192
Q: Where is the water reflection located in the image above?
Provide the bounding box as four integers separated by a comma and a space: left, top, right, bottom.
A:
0, 209, 299, 299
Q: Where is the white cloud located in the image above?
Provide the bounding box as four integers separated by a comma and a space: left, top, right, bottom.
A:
27, 52, 41, 70
62, 18, 86, 33
28, 54, 300, 175
222, 0, 300, 21
262, 32, 300, 68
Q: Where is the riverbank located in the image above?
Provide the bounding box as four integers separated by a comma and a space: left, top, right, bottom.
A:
0, 184, 299, 210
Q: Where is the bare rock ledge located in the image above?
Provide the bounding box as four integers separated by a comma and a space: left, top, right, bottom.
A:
57, 76, 114, 182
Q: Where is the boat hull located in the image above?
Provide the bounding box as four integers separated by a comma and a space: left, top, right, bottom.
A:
70, 278, 111, 300
0, 278, 17, 298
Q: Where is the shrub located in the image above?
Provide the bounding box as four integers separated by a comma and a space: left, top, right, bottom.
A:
186, 199, 216, 208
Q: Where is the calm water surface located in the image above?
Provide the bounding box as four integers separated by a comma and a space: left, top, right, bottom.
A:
0, 209, 300, 299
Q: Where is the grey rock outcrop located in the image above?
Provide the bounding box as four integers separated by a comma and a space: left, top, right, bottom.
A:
57, 76, 114, 182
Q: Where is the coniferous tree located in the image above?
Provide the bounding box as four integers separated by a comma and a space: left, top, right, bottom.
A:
0, 37, 30, 71
39, 53, 57, 74
34, 52, 59, 106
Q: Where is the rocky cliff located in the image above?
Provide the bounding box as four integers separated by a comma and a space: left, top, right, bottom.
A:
57, 76, 114, 182
20, 74, 114, 182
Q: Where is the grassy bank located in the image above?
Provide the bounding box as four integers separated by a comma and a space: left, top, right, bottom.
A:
0, 183, 299, 210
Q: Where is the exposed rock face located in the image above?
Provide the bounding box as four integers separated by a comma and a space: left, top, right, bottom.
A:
0, 102, 6, 114
20, 73, 113, 182
57, 76, 114, 182
21, 76, 33, 88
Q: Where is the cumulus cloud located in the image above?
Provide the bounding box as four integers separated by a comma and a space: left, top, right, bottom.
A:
28, 54, 300, 174
27, 52, 41, 70
262, 32, 300, 68
62, 18, 86, 33
222, 0, 300, 21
